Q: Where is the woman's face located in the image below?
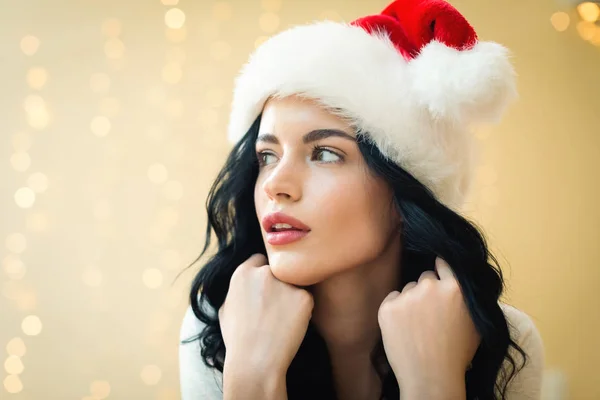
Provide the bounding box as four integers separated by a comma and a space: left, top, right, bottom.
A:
254, 95, 401, 287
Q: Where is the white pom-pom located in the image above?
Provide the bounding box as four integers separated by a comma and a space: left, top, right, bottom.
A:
408, 40, 518, 125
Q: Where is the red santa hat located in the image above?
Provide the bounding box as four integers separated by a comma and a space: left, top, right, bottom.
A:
226, 0, 517, 210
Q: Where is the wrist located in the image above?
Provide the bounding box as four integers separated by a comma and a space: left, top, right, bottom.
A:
399, 377, 465, 400
223, 359, 287, 400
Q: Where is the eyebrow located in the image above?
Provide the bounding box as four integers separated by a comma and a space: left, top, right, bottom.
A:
256, 128, 356, 145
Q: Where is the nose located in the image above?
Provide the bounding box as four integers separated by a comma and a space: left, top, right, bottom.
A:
261, 157, 302, 202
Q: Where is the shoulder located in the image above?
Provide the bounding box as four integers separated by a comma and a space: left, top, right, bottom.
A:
500, 304, 539, 340
500, 303, 544, 362
180, 303, 210, 342
498, 303, 545, 400
179, 302, 224, 400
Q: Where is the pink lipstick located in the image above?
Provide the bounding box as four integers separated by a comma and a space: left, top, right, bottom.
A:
262, 212, 311, 245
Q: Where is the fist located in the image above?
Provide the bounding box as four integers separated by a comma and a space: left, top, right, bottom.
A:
219, 254, 314, 376
377, 257, 480, 395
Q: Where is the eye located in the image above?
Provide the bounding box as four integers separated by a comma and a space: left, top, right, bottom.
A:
312, 146, 343, 163
257, 151, 277, 166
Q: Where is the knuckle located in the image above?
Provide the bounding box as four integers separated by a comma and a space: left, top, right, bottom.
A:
304, 294, 315, 310
243, 253, 267, 269
251, 253, 268, 266
419, 271, 433, 280
403, 290, 418, 304
230, 266, 244, 283
378, 300, 402, 325
378, 301, 393, 318
298, 289, 313, 304
419, 278, 435, 291
257, 263, 271, 276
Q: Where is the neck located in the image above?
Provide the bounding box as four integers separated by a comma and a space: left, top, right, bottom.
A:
311, 240, 401, 353
309, 238, 401, 399
311, 265, 394, 355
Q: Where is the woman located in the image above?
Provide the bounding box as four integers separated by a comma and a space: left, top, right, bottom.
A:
179, 0, 544, 399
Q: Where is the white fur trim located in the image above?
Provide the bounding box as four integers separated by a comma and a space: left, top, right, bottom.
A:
227, 21, 516, 210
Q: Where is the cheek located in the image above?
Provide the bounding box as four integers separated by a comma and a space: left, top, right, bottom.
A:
254, 176, 267, 219
269, 173, 397, 286
317, 177, 393, 258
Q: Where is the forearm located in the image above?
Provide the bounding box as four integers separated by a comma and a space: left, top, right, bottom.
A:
223, 362, 287, 400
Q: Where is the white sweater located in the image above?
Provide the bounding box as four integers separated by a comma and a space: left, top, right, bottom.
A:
179, 303, 544, 399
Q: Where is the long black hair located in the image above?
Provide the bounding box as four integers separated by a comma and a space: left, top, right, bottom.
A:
183, 113, 527, 399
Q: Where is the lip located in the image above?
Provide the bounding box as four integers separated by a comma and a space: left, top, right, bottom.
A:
262, 211, 311, 245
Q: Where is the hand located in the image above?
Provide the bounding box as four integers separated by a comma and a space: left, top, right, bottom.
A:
377, 257, 480, 399
219, 253, 314, 377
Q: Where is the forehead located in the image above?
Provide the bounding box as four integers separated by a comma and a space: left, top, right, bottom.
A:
258, 95, 355, 138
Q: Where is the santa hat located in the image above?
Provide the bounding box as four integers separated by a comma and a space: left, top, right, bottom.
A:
226, 0, 517, 210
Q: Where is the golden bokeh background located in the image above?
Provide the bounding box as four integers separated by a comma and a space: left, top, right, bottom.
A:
1, 0, 599, 399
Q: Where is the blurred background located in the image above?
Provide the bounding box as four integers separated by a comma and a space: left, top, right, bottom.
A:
1, 0, 599, 398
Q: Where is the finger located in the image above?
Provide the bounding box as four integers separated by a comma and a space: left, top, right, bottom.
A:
401, 281, 417, 293
435, 257, 456, 281
418, 270, 438, 283
381, 290, 401, 305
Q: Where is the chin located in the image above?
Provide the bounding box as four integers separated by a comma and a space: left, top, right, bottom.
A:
267, 251, 329, 287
